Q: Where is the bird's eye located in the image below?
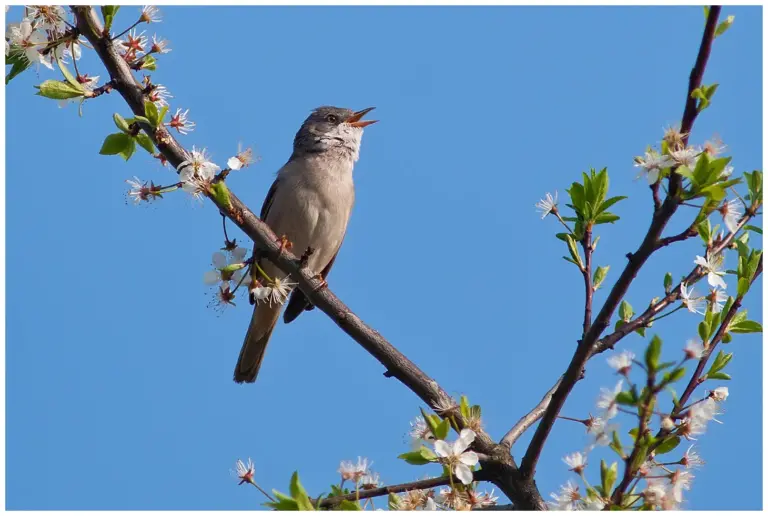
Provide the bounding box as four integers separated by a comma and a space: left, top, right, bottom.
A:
325, 114, 338, 123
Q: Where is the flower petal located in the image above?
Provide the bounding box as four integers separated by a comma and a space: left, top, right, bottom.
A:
212, 252, 227, 269
459, 451, 479, 466
454, 428, 476, 454
203, 270, 221, 285
455, 463, 473, 485
434, 440, 451, 458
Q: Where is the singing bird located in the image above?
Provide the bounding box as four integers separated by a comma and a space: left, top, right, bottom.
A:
234, 106, 377, 383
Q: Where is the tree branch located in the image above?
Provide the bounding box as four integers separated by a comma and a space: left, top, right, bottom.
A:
71, 6, 545, 510
581, 228, 594, 336
499, 378, 562, 448
518, 6, 722, 480
316, 472, 490, 508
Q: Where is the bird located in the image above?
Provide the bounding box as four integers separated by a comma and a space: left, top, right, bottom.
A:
234, 106, 377, 383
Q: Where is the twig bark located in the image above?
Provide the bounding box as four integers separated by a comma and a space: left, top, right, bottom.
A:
71, 6, 545, 510
518, 6, 722, 480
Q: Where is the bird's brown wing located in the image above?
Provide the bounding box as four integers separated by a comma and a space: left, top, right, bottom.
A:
283, 235, 344, 324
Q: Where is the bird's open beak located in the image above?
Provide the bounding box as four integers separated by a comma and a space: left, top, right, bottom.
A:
347, 107, 378, 128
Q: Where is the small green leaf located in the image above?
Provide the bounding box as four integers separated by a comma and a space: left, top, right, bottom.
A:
419, 408, 440, 438
707, 371, 732, 381
654, 436, 681, 455
595, 212, 620, 224
290, 472, 315, 511
593, 265, 610, 290
135, 132, 156, 154
600, 460, 618, 498
729, 320, 763, 334
698, 321, 709, 343
55, 53, 81, 89
101, 6, 120, 32
397, 446, 437, 465
737, 277, 750, 297
610, 430, 624, 457
266, 490, 300, 511
434, 418, 450, 441
113, 113, 131, 133
635, 327, 646, 337
619, 300, 633, 322
565, 234, 583, 269
35, 79, 85, 100
99, 132, 133, 156
662, 367, 686, 385
139, 54, 157, 71
645, 335, 662, 372
119, 138, 137, 161
388, 493, 401, 510
158, 105, 170, 124
144, 100, 160, 127
6, 51, 32, 84
338, 500, 362, 511
663, 272, 673, 293
715, 15, 735, 37
615, 391, 637, 406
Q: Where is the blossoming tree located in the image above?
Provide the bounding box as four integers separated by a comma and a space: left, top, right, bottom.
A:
6, 5, 762, 510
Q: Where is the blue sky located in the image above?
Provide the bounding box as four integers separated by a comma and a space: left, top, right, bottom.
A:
5, 5, 762, 510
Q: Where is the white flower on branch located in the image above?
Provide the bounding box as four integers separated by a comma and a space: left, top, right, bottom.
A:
681, 444, 705, 469
683, 339, 705, 360
435, 486, 468, 510
547, 480, 582, 511
562, 451, 586, 474
227, 144, 257, 170
718, 198, 743, 233
118, 28, 148, 54
234, 457, 255, 485
359, 471, 381, 490
535, 191, 558, 219
266, 275, 296, 306
167, 108, 195, 135
26, 5, 67, 33
338, 456, 371, 482
147, 83, 172, 107
125, 176, 157, 205
8, 20, 52, 70
680, 282, 706, 315
710, 386, 729, 402
203, 251, 246, 288
398, 488, 434, 511
466, 487, 498, 509
707, 287, 728, 314
586, 416, 618, 448
433, 428, 479, 485
151, 34, 171, 54
700, 137, 726, 157
634, 150, 674, 184
669, 469, 694, 504
140, 5, 162, 23
670, 146, 699, 168
642, 480, 667, 508
178, 146, 220, 197
694, 252, 727, 289
596, 379, 623, 420
607, 350, 634, 375
408, 416, 434, 449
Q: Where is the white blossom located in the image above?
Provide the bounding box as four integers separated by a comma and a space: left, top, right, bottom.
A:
634, 150, 674, 184
167, 108, 195, 135
719, 198, 744, 233
670, 146, 699, 168
151, 34, 171, 53
433, 428, 479, 485
681, 445, 705, 469
680, 282, 706, 315
707, 287, 728, 314
684, 339, 705, 360
607, 350, 634, 374
409, 416, 434, 449
562, 451, 586, 474
140, 5, 162, 23
203, 251, 246, 288
710, 386, 729, 402
338, 457, 371, 482
8, 20, 52, 69
234, 458, 255, 485
547, 480, 581, 510
597, 380, 623, 420
267, 275, 297, 306
694, 253, 727, 289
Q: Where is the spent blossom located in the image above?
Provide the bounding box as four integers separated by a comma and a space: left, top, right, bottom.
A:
227, 144, 257, 170
168, 108, 195, 135
151, 34, 171, 53
234, 458, 255, 485
710, 386, 729, 402
338, 457, 371, 483
140, 5, 162, 23
535, 191, 558, 219
147, 83, 172, 107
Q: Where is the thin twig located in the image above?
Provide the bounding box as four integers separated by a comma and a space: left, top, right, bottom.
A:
500, 378, 562, 448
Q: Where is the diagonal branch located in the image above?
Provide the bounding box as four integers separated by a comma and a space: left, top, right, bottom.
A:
518, 6, 722, 480
71, 6, 545, 510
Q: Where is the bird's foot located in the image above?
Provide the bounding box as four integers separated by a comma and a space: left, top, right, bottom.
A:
277, 234, 293, 255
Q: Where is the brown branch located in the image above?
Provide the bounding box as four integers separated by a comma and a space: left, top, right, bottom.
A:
519, 6, 722, 480
316, 472, 490, 508
71, 6, 545, 510
581, 227, 594, 336
500, 378, 562, 448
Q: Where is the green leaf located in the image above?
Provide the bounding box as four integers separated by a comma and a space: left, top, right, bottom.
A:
140, 54, 157, 71
99, 132, 133, 156
119, 138, 137, 161
600, 460, 618, 498
676, 165, 695, 181
663, 272, 673, 293
144, 100, 160, 127
158, 105, 170, 124
655, 436, 681, 455
707, 371, 731, 381
338, 500, 362, 511
290, 472, 315, 511
135, 132, 156, 154
593, 265, 609, 290
388, 493, 401, 511
729, 320, 763, 334
708, 350, 733, 374
565, 234, 583, 269
101, 6, 120, 33
635, 327, 646, 338
595, 212, 620, 224
697, 321, 709, 343
434, 418, 450, 441
6, 51, 32, 84
610, 430, 624, 457
113, 113, 131, 133
662, 367, 686, 385
598, 195, 627, 214
700, 184, 726, 202
35, 79, 85, 100
737, 277, 750, 297
722, 332, 733, 344
266, 490, 300, 511
55, 53, 81, 89
715, 15, 735, 37
397, 446, 437, 465
697, 218, 711, 244
645, 335, 662, 372
619, 300, 633, 322
615, 391, 637, 406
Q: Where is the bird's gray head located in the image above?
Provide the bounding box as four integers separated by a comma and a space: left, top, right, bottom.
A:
292, 106, 377, 162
